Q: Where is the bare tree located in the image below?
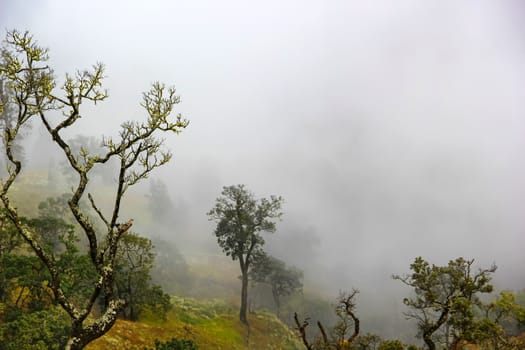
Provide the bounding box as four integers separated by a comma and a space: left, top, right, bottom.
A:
0, 30, 188, 349
294, 290, 360, 350
294, 313, 314, 350
250, 252, 303, 318
333, 290, 360, 346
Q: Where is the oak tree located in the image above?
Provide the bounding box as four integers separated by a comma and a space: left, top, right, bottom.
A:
113, 232, 171, 321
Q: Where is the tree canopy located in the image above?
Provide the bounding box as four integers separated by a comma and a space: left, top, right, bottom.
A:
394, 257, 496, 350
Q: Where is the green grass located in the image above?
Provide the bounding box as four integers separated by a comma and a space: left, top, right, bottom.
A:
87, 296, 304, 350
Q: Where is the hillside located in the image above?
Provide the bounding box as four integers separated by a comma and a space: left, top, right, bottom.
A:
86, 297, 304, 350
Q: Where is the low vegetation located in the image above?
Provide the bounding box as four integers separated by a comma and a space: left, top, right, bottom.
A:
86, 297, 303, 350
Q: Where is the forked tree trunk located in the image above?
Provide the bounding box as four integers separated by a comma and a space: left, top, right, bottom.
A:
64, 300, 125, 350
64, 321, 116, 350
422, 307, 449, 350
423, 328, 437, 350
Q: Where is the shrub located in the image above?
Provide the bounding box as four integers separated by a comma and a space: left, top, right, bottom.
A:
378, 339, 404, 350
144, 337, 199, 350
0, 307, 70, 350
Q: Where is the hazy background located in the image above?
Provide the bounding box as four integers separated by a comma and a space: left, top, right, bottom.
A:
2, 0, 525, 338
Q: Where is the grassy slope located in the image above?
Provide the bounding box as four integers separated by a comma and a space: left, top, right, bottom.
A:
86, 297, 304, 350
6, 172, 303, 349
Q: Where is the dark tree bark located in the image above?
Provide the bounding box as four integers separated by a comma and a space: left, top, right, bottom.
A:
422, 307, 449, 350
293, 290, 360, 350
394, 257, 496, 350
294, 312, 313, 350
340, 290, 360, 345
208, 184, 283, 326
240, 264, 249, 325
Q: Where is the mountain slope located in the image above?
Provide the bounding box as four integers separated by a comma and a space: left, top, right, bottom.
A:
86, 297, 303, 350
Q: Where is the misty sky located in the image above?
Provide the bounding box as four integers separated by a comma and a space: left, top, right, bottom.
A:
2, 0, 525, 321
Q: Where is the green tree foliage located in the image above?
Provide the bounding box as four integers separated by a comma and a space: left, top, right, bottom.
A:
207, 184, 283, 325
351, 333, 381, 350
0, 202, 95, 317
250, 252, 303, 317
477, 291, 525, 348
141, 285, 172, 320
0, 29, 188, 349
113, 232, 154, 319
0, 254, 52, 315
0, 306, 70, 350
377, 340, 404, 350
393, 257, 496, 350
28, 216, 73, 254
113, 232, 171, 321
32, 196, 98, 304
0, 206, 97, 345
485, 291, 525, 328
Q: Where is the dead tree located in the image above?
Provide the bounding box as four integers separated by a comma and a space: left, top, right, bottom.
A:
294, 312, 313, 350
294, 289, 360, 350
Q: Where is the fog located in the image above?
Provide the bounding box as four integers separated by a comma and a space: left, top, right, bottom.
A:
3, 0, 525, 339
